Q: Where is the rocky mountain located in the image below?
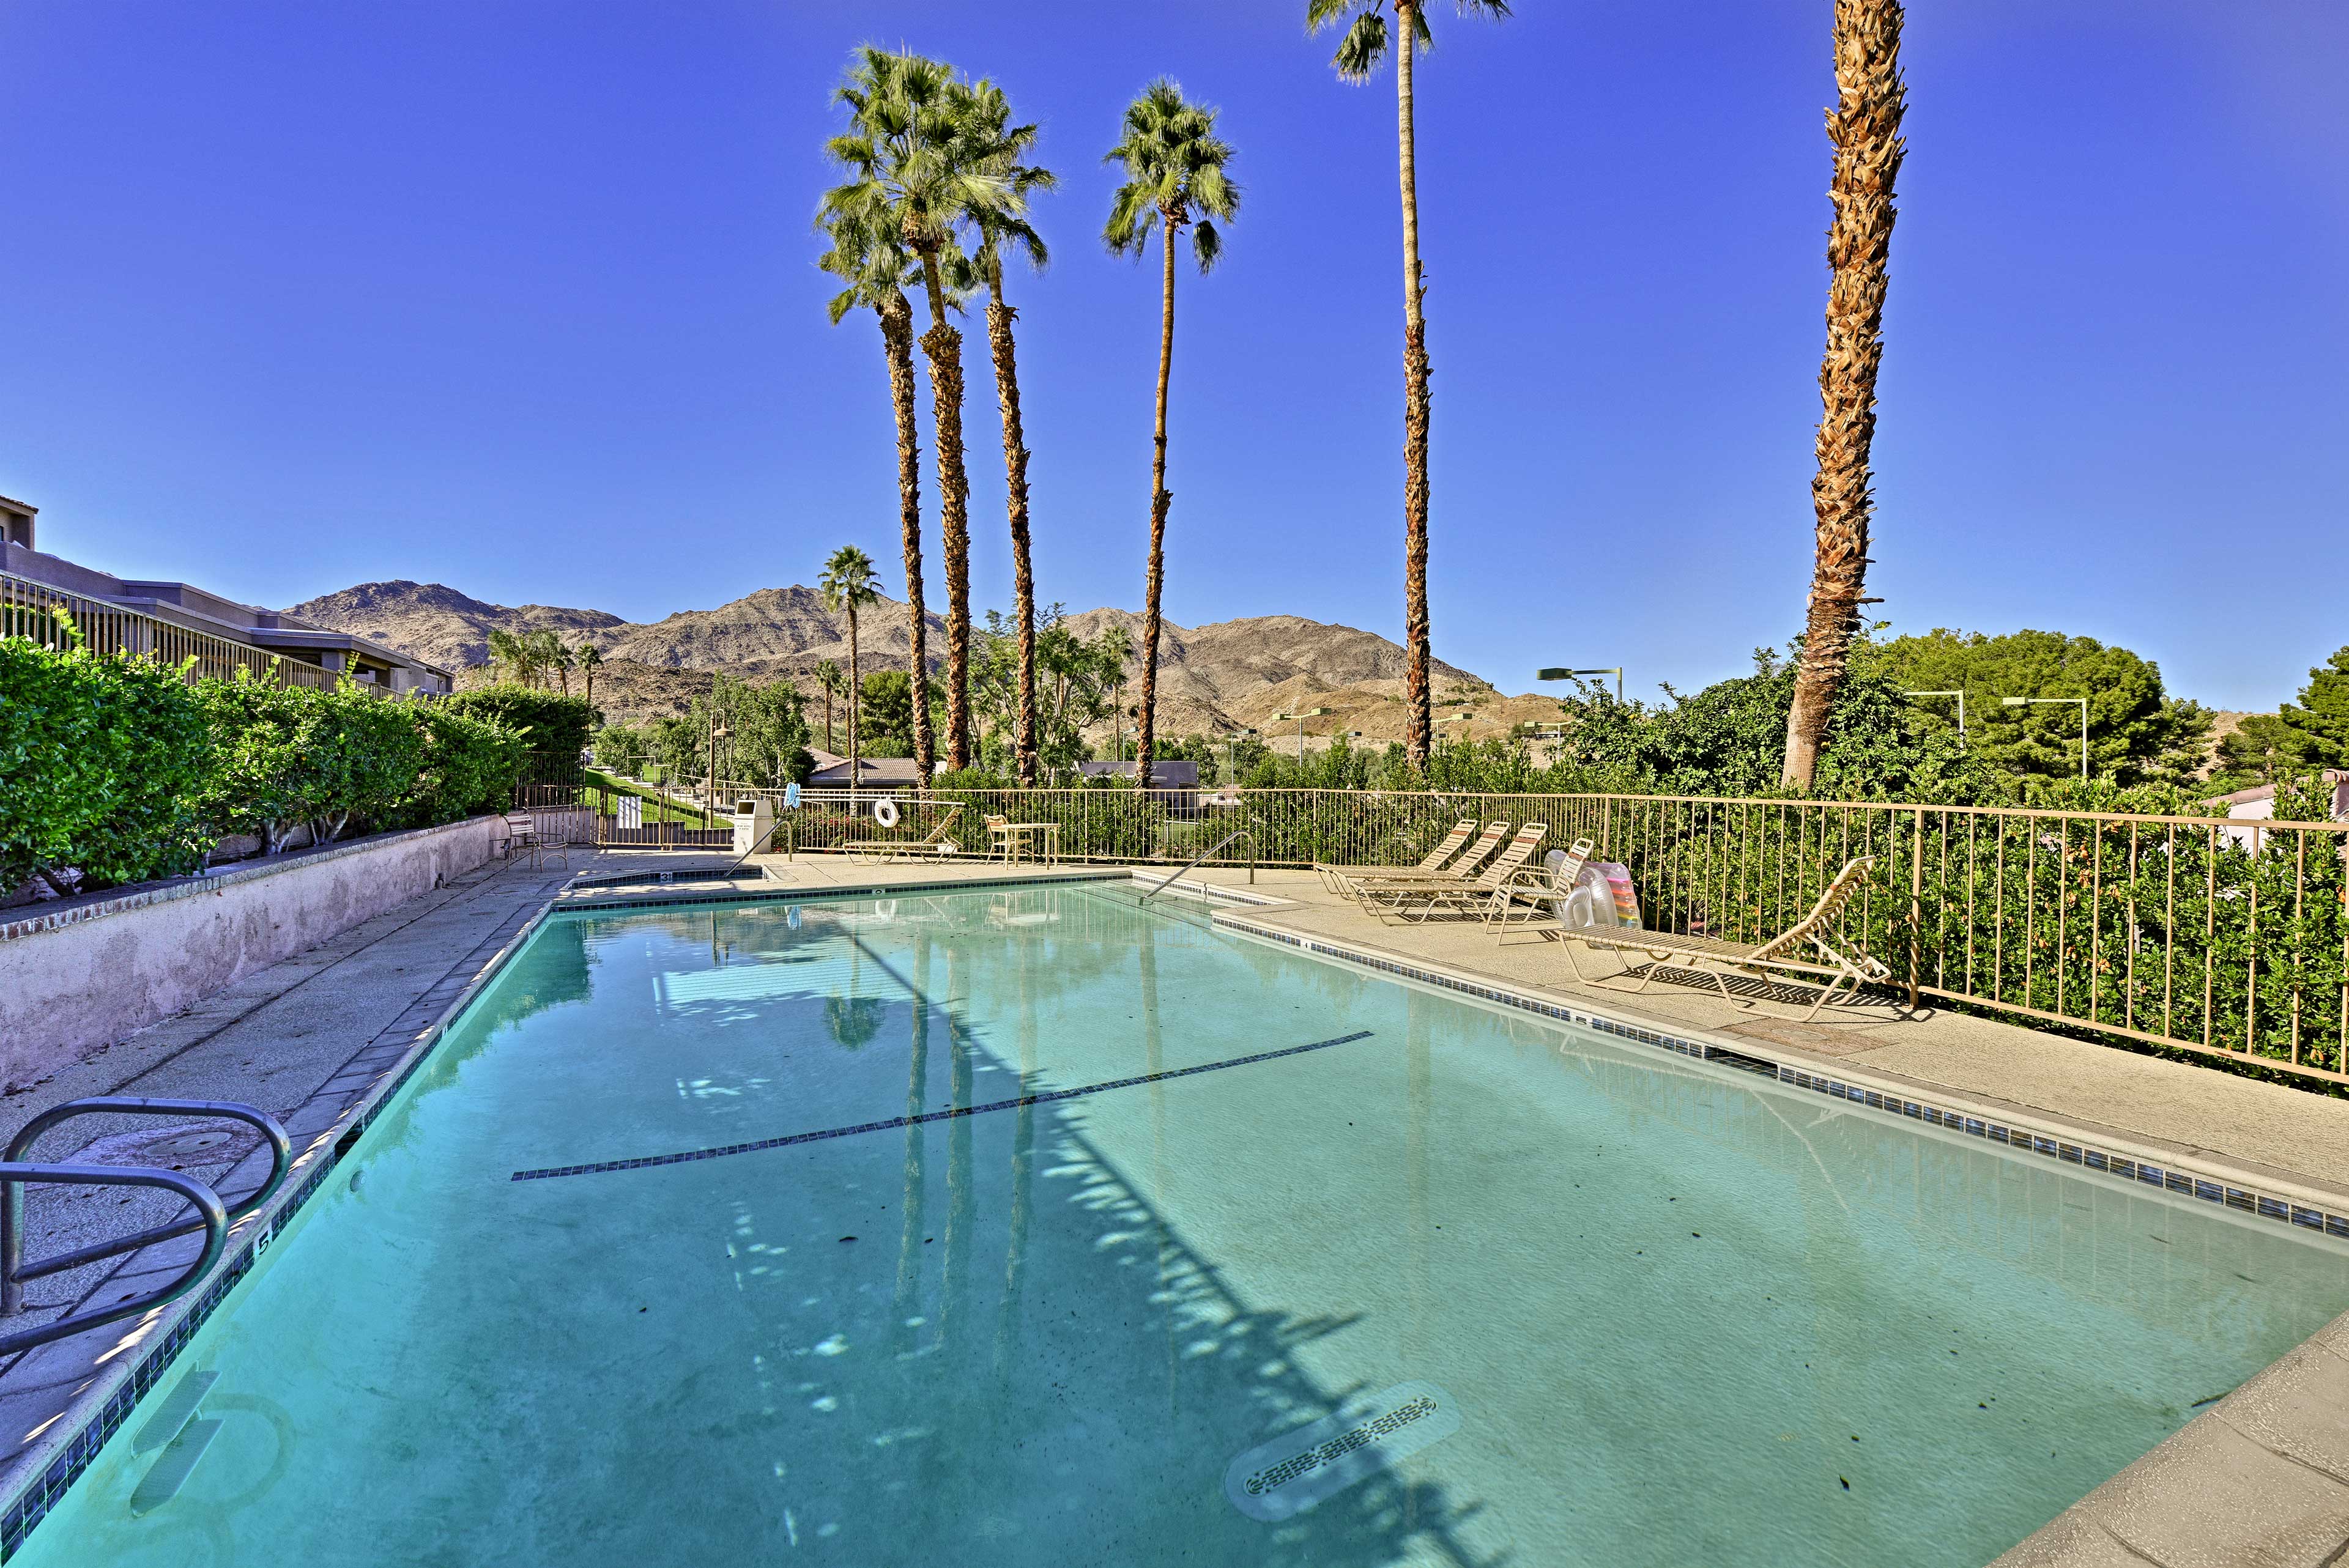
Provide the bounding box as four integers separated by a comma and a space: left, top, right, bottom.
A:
286, 579, 1546, 740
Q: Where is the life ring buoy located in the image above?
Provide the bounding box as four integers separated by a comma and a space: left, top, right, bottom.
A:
872, 796, 900, 829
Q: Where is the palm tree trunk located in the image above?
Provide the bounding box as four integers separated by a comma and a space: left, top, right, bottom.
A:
1135, 213, 1179, 793
859, 601, 869, 798
878, 294, 936, 783
1397, 0, 1435, 771
984, 256, 1042, 787
917, 255, 975, 771
1783, 0, 1906, 789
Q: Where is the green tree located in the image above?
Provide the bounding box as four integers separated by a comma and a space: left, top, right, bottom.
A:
857, 669, 920, 757
1104, 79, 1239, 792
1308, 0, 1510, 769
824, 48, 1030, 771
1782, 0, 1909, 788
1873, 628, 2211, 786
819, 545, 883, 789
819, 208, 937, 780
2274, 647, 2349, 766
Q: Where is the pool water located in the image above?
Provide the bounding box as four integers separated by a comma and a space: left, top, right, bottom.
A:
23, 885, 2349, 1567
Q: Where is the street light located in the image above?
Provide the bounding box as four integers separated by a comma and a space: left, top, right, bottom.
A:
2002, 696, 2090, 780
1906, 689, 1966, 749
1538, 667, 1624, 703
1271, 708, 1330, 761
1216, 727, 1257, 782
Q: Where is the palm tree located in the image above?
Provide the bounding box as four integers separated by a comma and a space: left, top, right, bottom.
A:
524, 629, 573, 695
1782, 0, 1907, 789
818, 546, 883, 794
1308, 0, 1510, 770
485, 627, 534, 687
965, 82, 1056, 788
814, 658, 845, 751
578, 644, 603, 714
820, 209, 937, 782
1104, 80, 1239, 790
823, 48, 1027, 772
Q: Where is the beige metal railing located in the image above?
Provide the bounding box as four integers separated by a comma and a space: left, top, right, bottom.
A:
1, 568, 339, 690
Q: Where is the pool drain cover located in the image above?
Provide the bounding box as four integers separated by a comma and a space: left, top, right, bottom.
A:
1223, 1380, 1461, 1522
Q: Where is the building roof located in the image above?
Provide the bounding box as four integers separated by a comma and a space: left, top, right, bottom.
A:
1078, 760, 1201, 785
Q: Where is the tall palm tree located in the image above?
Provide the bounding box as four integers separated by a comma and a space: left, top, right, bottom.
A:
485, 627, 534, 687
1104, 80, 1239, 790
964, 81, 1056, 788
820, 209, 937, 782
814, 657, 845, 752
1308, 0, 1509, 769
577, 644, 602, 714
823, 48, 1026, 772
1782, 0, 1907, 789
818, 546, 883, 793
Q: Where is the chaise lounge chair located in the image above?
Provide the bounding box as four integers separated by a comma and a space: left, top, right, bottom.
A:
1314, 818, 1481, 897
1357, 823, 1549, 923
1485, 837, 1598, 936
843, 804, 963, 863
1553, 856, 1891, 1022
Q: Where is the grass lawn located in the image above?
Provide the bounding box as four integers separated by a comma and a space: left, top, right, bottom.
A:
583, 768, 718, 826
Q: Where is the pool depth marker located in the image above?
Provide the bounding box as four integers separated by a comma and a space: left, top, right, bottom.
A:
509, 1030, 1375, 1182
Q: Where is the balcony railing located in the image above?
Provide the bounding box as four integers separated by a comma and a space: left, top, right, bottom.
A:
2, 568, 340, 690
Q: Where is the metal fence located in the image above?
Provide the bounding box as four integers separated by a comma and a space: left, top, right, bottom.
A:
2, 568, 340, 690
680, 783, 2348, 1086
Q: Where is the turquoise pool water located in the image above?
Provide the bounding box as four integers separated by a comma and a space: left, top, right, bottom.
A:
22, 885, 2349, 1567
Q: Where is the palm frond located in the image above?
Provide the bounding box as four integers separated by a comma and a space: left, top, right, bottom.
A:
1305, 0, 1365, 35
1332, 11, 1389, 80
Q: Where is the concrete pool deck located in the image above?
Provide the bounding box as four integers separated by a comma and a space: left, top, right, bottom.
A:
3, 851, 2347, 1565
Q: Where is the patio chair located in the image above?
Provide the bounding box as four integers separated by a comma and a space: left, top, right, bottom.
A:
1341, 820, 1512, 902
1357, 824, 1549, 923
982, 813, 1016, 864
1485, 838, 1598, 936
529, 807, 574, 870
1314, 818, 1479, 897
502, 810, 539, 868
843, 805, 963, 863
1553, 856, 1891, 1023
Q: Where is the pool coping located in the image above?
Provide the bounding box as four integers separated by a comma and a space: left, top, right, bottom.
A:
7, 867, 2348, 1566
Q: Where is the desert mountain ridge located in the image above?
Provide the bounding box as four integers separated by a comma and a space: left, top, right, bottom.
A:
286, 579, 1562, 743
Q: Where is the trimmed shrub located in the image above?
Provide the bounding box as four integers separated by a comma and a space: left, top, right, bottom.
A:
0, 638, 215, 890
443, 686, 593, 785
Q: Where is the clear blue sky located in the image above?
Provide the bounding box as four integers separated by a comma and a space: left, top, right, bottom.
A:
2, 1, 2340, 710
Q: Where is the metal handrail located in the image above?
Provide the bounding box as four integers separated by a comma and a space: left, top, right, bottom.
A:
1139, 829, 1257, 902
0, 1166, 228, 1356
1, 1099, 292, 1330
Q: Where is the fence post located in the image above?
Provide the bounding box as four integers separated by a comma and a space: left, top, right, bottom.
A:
1908, 806, 1925, 1011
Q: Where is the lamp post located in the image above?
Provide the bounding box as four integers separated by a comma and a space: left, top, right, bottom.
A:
1217, 727, 1256, 783
1906, 689, 1967, 749
1271, 708, 1330, 761
1538, 667, 1624, 703
2002, 696, 2089, 780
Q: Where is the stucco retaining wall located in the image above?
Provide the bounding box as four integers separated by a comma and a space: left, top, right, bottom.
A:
0, 815, 507, 1090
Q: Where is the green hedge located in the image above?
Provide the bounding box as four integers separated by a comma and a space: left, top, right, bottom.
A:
0, 641, 528, 894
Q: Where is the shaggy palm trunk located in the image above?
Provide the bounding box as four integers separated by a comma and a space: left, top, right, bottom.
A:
917, 255, 975, 771
984, 256, 1042, 787
1783, 0, 1906, 790
820, 687, 834, 753
1397, 0, 1434, 771
846, 605, 861, 796
1135, 213, 1179, 792
878, 294, 936, 783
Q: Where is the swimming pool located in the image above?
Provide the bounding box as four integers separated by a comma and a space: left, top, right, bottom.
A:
19, 883, 2349, 1566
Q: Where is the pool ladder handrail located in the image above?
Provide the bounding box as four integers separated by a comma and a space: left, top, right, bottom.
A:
1139, 829, 1256, 902
0, 1098, 292, 1356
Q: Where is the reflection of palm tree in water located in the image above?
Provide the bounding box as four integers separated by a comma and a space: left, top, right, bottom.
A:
825, 942, 885, 1049
941, 937, 976, 1352
992, 926, 1039, 1386
891, 933, 933, 1352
